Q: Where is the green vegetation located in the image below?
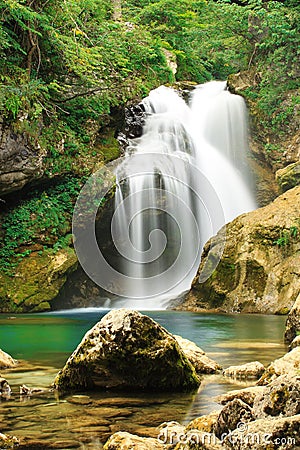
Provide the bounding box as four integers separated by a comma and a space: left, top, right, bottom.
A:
274, 224, 299, 247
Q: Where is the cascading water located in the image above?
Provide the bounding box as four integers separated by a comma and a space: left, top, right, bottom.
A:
99, 81, 256, 309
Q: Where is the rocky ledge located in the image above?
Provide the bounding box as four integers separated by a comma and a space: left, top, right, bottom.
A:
53, 309, 221, 392
180, 185, 300, 314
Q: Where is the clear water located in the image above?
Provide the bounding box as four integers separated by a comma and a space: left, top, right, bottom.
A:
0, 311, 287, 448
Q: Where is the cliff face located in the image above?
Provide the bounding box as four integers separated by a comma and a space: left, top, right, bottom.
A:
182, 186, 300, 314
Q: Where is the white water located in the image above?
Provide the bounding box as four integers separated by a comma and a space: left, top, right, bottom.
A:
107, 81, 256, 309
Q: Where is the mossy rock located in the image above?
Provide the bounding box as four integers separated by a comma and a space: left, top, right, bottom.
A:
276, 162, 300, 193
54, 309, 200, 393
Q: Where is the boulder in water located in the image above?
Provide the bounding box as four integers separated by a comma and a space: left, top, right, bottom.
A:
54, 309, 200, 392
223, 361, 265, 380
258, 347, 300, 385
0, 349, 17, 369
174, 335, 221, 374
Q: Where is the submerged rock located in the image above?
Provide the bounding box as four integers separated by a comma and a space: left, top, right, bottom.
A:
54, 309, 200, 392
174, 335, 221, 374
223, 361, 265, 380
182, 186, 300, 314
0, 349, 17, 369
285, 293, 300, 344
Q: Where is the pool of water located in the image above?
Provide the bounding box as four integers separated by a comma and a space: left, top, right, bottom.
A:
0, 310, 287, 448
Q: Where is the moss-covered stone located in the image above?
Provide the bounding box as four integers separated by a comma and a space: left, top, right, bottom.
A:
276, 162, 300, 193
0, 247, 78, 313
54, 309, 200, 393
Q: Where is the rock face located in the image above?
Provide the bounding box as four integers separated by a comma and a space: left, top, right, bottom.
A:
54, 309, 200, 392
285, 293, 300, 344
0, 247, 78, 312
0, 123, 45, 196
223, 361, 265, 380
182, 186, 300, 314
276, 162, 300, 193
0, 349, 17, 369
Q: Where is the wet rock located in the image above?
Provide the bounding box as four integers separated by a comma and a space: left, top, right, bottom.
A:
67, 395, 93, 405
182, 186, 300, 314
174, 335, 221, 374
285, 293, 300, 344
54, 309, 200, 392
223, 361, 265, 380
258, 347, 300, 385
213, 398, 254, 439
253, 375, 300, 418
276, 162, 300, 193
214, 386, 264, 407
223, 414, 300, 450
0, 377, 11, 398
103, 431, 166, 450
0, 349, 17, 368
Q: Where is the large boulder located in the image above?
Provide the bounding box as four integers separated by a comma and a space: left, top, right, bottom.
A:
174, 335, 221, 374
285, 293, 300, 344
54, 309, 200, 392
0, 349, 17, 369
182, 186, 300, 314
276, 162, 300, 193
213, 398, 254, 439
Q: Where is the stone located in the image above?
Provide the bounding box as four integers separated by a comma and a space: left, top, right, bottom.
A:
173, 431, 223, 450
258, 347, 300, 385
0, 377, 11, 398
185, 411, 219, 433
181, 186, 300, 314
290, 335, 300, 349
253, 375, 300, 418
54, 309, 200, 392
213, 398, 254, 439
223, 414, 300, 450
0, 433, 19, 449
285, 293, 300, 344
0, 247, 78, 313
223, 361, 265, 380
157, 421, 185, 447
174, 335, 221, 374
103, 431, 166, 450
214, 386, 264, 407
276, 162, 300, 193
0, 348, 17, 368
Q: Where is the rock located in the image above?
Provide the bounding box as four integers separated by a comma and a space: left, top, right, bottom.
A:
0, 377, 11, 398
174, 335, 221, 374
54, 309, 200, 392
0, 433, 19, 449
185, 411, 219, 433
290, 335, 300, 349
223, 414, 300, 449
258, 347, 300, 385
285, 293, 300, 344
253, 375, 300, 418
173, 431, 223, 450
214, 386, 264, 407
182, 186, 300, 314
157, 421, 185, 447
213, 398, 254, 439
0, 123, 45, 196
223, 361, 265, 380
0, 349, 17, 368
103, 431, 166, 450
276, 162, 300, 193
0, 247, 78, 313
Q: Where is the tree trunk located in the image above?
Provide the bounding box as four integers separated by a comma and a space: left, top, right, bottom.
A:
112, 0, 122, 20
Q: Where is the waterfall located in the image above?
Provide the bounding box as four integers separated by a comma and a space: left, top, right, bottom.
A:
102, 81, 256, 309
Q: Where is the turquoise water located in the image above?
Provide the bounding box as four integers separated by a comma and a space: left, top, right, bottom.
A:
0, 310, 287, 448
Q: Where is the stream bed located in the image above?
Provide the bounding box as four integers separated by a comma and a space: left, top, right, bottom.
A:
0, 310, 287, 448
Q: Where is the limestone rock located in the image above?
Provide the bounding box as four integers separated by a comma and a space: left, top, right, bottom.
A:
157, 421, 185, 447
103, 431, 166, 450
0, 349, 17, 369
258, 347, 300, 385
214, 386, 264, 407
213, 398, 254, 439
182, 186, 300, 314
54, 309, 200, 392
0, 123, 45, 196
253, 375, 300, 418
290, 335, 300, 349
223, 361, 265, 380
173, 431, 223, 450
276, 162, 300, 193
174, 335, 221, 374
185, 411, 219, 433
223, 414, 300, 450
0, 247, 78, 313
0, 377, 11, 398
285, 293, 300, 344
0, 433, 19, 449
